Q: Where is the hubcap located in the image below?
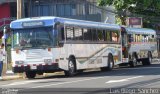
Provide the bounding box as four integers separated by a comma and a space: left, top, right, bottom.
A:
149, 57, 152, 63
133, 57, 137, 66
69, 61, 74, 74
109, 61, 113, 68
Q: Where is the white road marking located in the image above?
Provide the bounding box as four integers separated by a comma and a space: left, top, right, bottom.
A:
31, 77, 105, 88
106, 76, 143, 84
31, 73, 128, 88
2, 79, 57, 86
121, 67, 160, 70
1, 73, 127, 87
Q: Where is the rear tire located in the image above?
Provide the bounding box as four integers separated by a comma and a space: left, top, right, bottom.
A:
64, 58, 77, 76
142, 52, 152, 66
25, 71, 36, 79
101, 55, 114, 71
107, 55, 114, 71
142, 59, 147, 65
146, 52, 152, 65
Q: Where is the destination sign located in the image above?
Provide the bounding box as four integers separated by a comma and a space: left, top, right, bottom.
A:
22, 21, 44, 27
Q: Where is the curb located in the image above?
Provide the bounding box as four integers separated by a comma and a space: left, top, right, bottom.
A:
1, 75, 23, 81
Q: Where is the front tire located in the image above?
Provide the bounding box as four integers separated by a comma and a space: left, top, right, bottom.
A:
129, 55, 137, 67
25, 71, 36, 79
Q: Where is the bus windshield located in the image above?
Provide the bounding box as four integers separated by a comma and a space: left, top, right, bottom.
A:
12, 27, 57, 49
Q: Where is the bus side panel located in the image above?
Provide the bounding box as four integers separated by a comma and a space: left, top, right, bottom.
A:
129, 42, 158, 60
59, 44, 122, 70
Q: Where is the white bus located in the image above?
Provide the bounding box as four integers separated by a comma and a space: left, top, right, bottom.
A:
10, 17, 157, 78
121, 27, 158, 67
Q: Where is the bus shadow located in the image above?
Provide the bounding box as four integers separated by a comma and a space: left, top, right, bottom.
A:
35, 63, 160, 80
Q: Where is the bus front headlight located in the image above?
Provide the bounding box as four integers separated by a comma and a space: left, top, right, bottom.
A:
44, 59, 52, 64
15, 61, 25, 65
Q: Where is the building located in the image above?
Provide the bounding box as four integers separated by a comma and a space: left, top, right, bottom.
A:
0, 0, 116, 34
0, 0, 116, 71
0, 0, 16, 37
25, 0, 101, 22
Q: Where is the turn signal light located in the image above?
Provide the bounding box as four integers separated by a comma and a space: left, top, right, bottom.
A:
48, 48, 51, 52
16, 49, 19, 54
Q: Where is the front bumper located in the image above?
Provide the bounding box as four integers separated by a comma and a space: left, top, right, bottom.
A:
13, 63, 61, 73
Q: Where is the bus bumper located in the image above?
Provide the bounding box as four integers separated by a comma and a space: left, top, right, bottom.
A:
12, 63, 61, 73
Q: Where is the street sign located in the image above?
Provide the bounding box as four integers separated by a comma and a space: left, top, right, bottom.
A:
126, 17, 143, 28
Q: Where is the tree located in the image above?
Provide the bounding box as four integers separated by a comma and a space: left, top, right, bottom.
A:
98, 0, 160, 26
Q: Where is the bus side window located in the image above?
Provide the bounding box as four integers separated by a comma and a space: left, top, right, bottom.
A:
142, 35, 148, 42
105, 30, 110, 42
128, 34, 133, 43
74, 27, 83, 40
148, 35, 151, 42
97, 29, 104, 41
146, 35, 148, 42
92, 29, 97, 41
142, 35, 145, 42
133, 34, 135, 42
66, 26, 74, 40
112, 32, 118, 42
83, 28, 92, 41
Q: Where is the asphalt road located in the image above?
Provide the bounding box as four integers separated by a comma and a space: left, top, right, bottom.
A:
1, 60, 160, 94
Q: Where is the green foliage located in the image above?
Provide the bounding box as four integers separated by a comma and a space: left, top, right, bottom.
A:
98, 0, 160, 25
116, 17, 122, 25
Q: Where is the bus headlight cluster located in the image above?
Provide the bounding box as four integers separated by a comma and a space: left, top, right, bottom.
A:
44, 59, 52, 64
15, 61, 25, 65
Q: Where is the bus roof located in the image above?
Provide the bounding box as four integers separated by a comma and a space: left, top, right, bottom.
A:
10, 16, 121, 30
125, 27, 156, 35
10, 17, 56, 29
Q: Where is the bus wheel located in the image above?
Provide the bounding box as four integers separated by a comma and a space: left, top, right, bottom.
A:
107, 55, 114, 71
142, 52, 152, 66
142, 59, 147, 65
129, 55, 137, 67
25, 71, 36, 79
65, 59, 76, 76
146, 52, 152, 65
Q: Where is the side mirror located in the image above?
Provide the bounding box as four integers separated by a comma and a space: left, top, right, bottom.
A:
58, 41, 64, 47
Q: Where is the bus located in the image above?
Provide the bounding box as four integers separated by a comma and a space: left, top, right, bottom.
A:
121, 27, 158, 67
10, 17, 157, 78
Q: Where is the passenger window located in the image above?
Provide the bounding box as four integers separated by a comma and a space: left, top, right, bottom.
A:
74, 27, 83, 40
128, 34, 133, 42
142, 35, 148, 42
92, 29, 97, 41
83, 28, 92, 41
97, 29, 104, 41
66, 26, 74, 40
112, 32, 118, 42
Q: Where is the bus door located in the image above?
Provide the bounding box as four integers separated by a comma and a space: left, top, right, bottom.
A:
121, 29, 129, 62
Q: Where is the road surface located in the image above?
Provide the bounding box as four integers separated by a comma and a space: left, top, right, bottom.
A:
0, 60, 160, 94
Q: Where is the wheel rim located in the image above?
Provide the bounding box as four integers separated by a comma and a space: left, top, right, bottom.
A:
109, 61, 113, 68
133, 57, 137, 66
149, 56, 152, 63
69, 61, 74, 74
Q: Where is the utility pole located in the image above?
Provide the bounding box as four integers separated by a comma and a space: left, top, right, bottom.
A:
17, 0, 22, 19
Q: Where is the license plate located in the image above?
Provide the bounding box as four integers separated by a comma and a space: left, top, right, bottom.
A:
30, 66, 37, 70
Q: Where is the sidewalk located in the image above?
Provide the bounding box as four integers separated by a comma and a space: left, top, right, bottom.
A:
1, 70, 23, 81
